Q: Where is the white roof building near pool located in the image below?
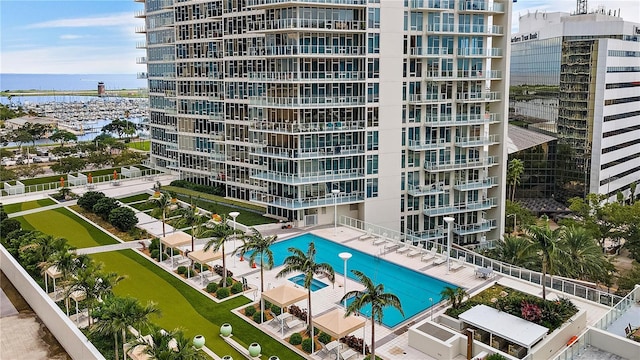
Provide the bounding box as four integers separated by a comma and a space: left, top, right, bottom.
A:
459, 304, 548, 349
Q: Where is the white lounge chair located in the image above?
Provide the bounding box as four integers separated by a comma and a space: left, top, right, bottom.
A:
340, 348, 359, 360
283, 317, 304, 332
450, 256, 465, 271
433, 252, 446, 266
359, 229, 374, 241
421, 247, 437, 262
372, 237, 387, 246
407, 247, 422, 257
396, 245, 411, 254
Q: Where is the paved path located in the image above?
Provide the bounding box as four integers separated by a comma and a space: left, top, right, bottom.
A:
75, 241, 147, 255
7, 200, 77, 218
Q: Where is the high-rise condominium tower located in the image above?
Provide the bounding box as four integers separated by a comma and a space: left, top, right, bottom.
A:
136, 0, 510, 246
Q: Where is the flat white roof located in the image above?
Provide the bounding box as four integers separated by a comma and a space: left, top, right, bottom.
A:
459, 304, 548, 348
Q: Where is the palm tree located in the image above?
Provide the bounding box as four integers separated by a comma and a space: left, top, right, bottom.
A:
147, 192, 174, 238
276, 242, 335, 351
203, 216, 240, 287
136, 327, 206, 360
340, 270, 403, 360
489, 234, 538, 268
558, 225, 611, 282
507, 158, 524, 201
173, 200, 210, 252
68, 262, 124, 326
525, 216, 563, 300
234, 227, 277, 322
440, 286, 468, 309
91, 295, 160, 360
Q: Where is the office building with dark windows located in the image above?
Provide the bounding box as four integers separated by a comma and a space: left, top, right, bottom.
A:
135, 0, 511, 246
509, 9, 640, 203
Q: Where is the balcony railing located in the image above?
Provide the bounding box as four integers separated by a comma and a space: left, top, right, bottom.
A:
407, 183, 446, 196
457, 48, 503, 57
408, 0, 455, 10
422, 112, 500, 126
454, 134, 500, 147
253, 144, 364, 159
249, 71, 365, 82
137, 72, 148, 79
424, 156, 498, 171
423, 70, 502, 81
251, 120, 365, 133
406, 228, 446, 244
251, 169, 364, 185
453, 220, 497, 235
250, 95, 366, 108
453, 176, 497, 191
407, 93, 451, 104
407, 139, 447, 151
456, 91, 501, 102
247, 0, 366, 7
250, 191, 364, 210
251, 45, 366, 57
408, 47, 454, 56
254, 18, 365, 31
458, 1, 505, 13
423, 197, 496, 216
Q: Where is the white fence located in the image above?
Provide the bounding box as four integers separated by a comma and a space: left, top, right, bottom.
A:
121, 166, 142, 178
0, 245, 104, 360
68, 173, 87, 186
3, 180, 25, 195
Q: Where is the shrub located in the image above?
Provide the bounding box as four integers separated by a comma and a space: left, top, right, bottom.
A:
318, 332, 332, 344
244, 305, 256, 317
270, 304, 281, 316
170, 179, 225, 196
213, 264, 233, 278
93, 197, 120, 220
216, 287, 230, 299
264, 300, 273, 309
218, 277, 233, 287
288, 304, 308, 321
289, 333, 302, 345
150, 249, 159, 260
0, 219, 21, 238
206, 282, 218, 293
485, 354, 507, 360
230, 281, 243, 294
149, 238, 160, 252
108, 207, 138, 231
301, 338, 313, 353
78, 191, 105, 211
177, 266, 187, 275
252, 311, 263, 323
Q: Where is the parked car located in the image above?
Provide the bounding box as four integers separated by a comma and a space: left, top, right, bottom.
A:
16, 158, 34, 165
33, 156, 47, 163
48, 155, 60, 162
1, 159, 17, 166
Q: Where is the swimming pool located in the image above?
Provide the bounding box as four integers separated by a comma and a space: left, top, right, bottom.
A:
268, 233, 456, 327
288, 274, 329, 291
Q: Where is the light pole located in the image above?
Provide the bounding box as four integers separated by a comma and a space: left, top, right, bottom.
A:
507, 213, 517, 235
229, 211, 240, 267
332, 189, 341, 236
444, 216, 454, 274
339, 252, 352, 308
429, 297, 434, 320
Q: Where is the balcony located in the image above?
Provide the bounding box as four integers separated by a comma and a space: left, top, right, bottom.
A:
136, 42, 147, 49
408, 0, 455, 10
408, 47, 454, 57
407, 93, 451, 104
250, 191, 364, 210
134, 10, 146, 18
135, 26, 146, 34
251, 169, 364, 185
407, 183, 446, 197
454, 134, 499, 147
136, 57, 147, 64
453, 220, 497, 235
253, 18, 365, 32
457, 48, 503, 57
424, 70, 502, 81
248, 71, 365, 82
407, 139, 447, 151
424, 156, 498, 171
253, 45, 366, 57
137, 72, 148, 79
247, 0, 367, 8
251, 120, 365, 134
455, 92, 501, 103
423, 197, 496, 216
253, 144, 365, 159
250, 95, 366, 108
406, 228, 446, 244
426, 24, 504, 36
422, 113, 500, 126
453, 177, 497, 191
458, 1, 505, 13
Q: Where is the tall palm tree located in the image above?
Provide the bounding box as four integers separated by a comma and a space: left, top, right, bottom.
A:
68, 262, 124, 326
234, 227, 277, 322
174, 200, 210, 252
525, 217, 563, 300
489, 234, 538, 268
507, 158, 524, 201
558, 225, 611, 282
203, 216, 241, 287
136, 327, 206, 360
440, 286, 468, 309
91, 295, 160, 360
340, 270, 403, 360
276, 242, 335, 352
147, 192, 174, 238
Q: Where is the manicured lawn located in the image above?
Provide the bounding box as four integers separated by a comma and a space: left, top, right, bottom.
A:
117, 193, 151, 204
127, 140, 150, 151
18, 207, 304, 360
168, 192, 275, 227
2, 198, 55, 213
15, 208, 119, 248
163, 186, 266, 212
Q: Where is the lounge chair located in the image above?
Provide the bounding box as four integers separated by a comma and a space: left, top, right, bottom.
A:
283, 317, 304, 332
372, 237, 387, 246
396, 245, 411, 254
318, 340, 341, 359
450, 256, 465, 271
359, 229, 374, 241
433, 252, 446, 266
340, 348, 359, 360
421, 247, 437, 262
407, 247, 422, 257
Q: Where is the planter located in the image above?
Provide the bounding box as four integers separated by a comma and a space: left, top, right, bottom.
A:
220, 323, 232, 337
248, 343, 261, 357
268, 357, 280, 360
154, 191, 161, 197
222, 357, 233, 360
193, 335, 205, 349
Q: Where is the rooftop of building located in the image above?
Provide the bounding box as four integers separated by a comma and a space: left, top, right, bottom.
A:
506, 124, 556, 154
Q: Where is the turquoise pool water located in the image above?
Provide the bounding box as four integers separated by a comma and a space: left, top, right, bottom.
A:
268, 233, 456, 327
288, 274, 329, 291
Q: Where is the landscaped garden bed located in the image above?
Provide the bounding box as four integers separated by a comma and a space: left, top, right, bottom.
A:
445, 284, 578, 332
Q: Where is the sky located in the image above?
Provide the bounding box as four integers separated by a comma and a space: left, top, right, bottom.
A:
0, 0, 639, 74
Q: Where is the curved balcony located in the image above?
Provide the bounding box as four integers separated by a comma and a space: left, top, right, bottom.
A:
247, 0, 367, 8
407, 183, 446, 196
251, 120, 365, 134
422, 113, 500, 126
249, 71, 365, 82
453, 177, 498, 191
454, 134, 500, 147
423, 197, 496, 217
251, 191, 364, 210
251, 168, 364, 185
252, 45, 366, 57
407, 139, 447, 151
250, 95, 366, 108
424, 156, 498, 172
254, 18, 365, 32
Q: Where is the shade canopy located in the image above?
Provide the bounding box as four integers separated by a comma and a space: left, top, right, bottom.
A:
459, 304, 548, 349
261, 284, 308, 308
45, 266, 63, 279
161, 232, 191, 248
187, 248, 222, 264
313, 308, 366, 339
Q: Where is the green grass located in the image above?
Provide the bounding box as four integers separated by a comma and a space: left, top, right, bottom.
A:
17, 207, 304, 360
18, 166, 153, 186
15, 208, 119, 248
127, 140, 150, 151
162, 186, 266, 212
116, 193, 151, 204
2, 198, 55, 214
173, 194, 274, 227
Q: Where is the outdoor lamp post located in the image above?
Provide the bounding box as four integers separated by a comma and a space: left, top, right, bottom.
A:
229, 211, 240, 267
444, 217, 454, 274
332, 189, 341, 236
429, 297, 433, 320
338, 252, 352, 308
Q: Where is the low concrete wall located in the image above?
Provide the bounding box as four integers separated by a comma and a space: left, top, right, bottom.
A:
408, 319, 466, 360
0, 245, 104, 360
588, 327, 640, 360
532, 309, 587, 360
439, 314, 464, 331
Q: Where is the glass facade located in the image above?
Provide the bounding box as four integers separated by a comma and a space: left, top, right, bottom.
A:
510, 37, 561, 86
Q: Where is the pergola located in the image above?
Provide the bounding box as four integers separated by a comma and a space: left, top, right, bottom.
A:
262, 284, 309, 335
160, 232, 191, 267
314, 308, 366, 340
44, 266, 62, 294
186, 248, 222, 282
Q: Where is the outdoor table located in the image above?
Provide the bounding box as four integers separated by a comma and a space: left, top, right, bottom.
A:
476, 267, 493, 279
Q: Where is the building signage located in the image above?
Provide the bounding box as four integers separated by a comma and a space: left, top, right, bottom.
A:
511, 32, 539, 43
634, 26, 640, 35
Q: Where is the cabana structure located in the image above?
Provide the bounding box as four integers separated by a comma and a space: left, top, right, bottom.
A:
187, 248, 222, 285
262, 284, 308, 335
459, 304, 548, 358
314, 307, 367, 339
44, 265, 63, 294
160, 232, 191, 267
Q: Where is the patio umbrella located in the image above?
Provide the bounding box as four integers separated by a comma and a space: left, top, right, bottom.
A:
87, 173, 93, 184
160, 232, 191, 267
313, 308, 366, 339
113, 170, 118, 180
59, 177, 65, 188
262, 284, 308, 335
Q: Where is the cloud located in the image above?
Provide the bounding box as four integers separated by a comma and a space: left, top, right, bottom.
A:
60, 34, 86, 40
26, 12, 136, 29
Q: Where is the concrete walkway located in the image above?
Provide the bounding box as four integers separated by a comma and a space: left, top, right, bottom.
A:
75, 241, 147, 255
8, 200, 77, 218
